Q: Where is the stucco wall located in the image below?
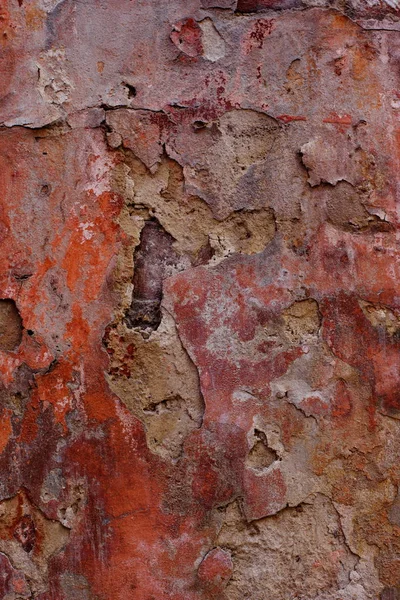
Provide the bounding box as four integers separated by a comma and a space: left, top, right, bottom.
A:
1, 0, 400, 598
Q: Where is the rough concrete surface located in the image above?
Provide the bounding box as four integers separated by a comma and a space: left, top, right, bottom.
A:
1, 0, 400, 598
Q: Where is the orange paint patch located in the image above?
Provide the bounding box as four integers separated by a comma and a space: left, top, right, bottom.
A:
323, 112, 352, 126
25, 5, 45, 30
34, 360, 76, 430
277, 114, 307, 123
0, 407, 12, 454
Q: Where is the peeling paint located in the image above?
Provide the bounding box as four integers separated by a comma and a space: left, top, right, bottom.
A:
0, 0, 399, 598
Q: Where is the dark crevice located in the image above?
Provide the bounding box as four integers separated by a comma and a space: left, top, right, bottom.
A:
122, 82, 137, 99
125, 219, 179, 333
14, 515, 36, 553
236, 0, 302, 12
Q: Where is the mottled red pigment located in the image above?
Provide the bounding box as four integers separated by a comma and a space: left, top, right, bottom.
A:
1, 0, 400, 598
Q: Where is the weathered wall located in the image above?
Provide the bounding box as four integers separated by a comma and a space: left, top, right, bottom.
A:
1, 0, 400, 598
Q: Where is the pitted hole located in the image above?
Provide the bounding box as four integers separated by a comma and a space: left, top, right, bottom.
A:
193, 120, 208, 130
40, 184, 51, 195
123, 82, 137, 99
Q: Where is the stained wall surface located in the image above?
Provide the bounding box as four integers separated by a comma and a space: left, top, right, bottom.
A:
1, 0, 400, 598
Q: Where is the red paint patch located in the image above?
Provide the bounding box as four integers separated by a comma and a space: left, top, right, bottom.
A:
242, 465, 286, 521
170, 18, 203, 58
244, 19, 275, 53
197, 547, 233, 593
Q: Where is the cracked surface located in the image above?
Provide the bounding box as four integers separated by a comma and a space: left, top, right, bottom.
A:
0, 0, 400, 598
217, 495, 359, 600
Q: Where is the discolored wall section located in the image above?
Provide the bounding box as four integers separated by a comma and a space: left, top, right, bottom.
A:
1, 0, 400, 598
